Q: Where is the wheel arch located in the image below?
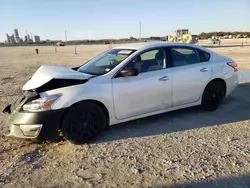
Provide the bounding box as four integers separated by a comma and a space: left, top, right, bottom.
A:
202, 78, 227, 97
60, 99, 110, 128
85, 99, 110, 126
200, 78, 227, 111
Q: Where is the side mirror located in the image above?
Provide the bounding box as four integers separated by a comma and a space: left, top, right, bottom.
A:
120, 68, 139, 77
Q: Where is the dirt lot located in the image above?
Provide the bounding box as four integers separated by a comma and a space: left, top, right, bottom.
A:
0, 44, 250, 188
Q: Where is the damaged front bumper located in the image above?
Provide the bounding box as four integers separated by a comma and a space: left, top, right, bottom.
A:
3, 92, 67, 141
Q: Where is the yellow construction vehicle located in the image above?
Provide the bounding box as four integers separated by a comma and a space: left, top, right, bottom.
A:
166, 29, 198, 44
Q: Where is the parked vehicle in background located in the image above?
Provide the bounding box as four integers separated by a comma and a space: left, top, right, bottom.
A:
208, 38, 221, 45
3, 42, 238, 144
55, 42, 65, 46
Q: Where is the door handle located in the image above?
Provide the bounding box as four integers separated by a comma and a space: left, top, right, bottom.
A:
200, 67, 209, 72
159, 76, 170, 81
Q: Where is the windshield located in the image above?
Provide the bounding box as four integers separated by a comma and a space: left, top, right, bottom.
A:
78, 48, 136, 75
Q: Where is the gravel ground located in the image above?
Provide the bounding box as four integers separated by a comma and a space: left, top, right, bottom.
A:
0, 45, 250, 188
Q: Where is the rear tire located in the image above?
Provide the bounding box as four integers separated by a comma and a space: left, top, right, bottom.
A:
61, 101, 106, 144
201, 81, 226, 111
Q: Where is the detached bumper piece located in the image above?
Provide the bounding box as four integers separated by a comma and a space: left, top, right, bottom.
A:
3, 104, 11, 114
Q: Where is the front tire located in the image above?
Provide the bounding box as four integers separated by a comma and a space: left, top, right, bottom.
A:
61, 101, 106, 144
201, 81, 226, 111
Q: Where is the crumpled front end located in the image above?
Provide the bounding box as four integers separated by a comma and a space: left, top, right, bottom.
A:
2, 64, 93, 141
2, 91, 66, 141
3, 91, 39, 138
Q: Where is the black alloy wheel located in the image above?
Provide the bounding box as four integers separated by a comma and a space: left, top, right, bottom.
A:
61, 101, 106, 144
201, 81, 226, 111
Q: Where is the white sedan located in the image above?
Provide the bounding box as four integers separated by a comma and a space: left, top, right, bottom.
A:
3, 42, 238, 144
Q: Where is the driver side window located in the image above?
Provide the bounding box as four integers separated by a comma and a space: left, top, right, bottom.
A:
124, 48, 167, 73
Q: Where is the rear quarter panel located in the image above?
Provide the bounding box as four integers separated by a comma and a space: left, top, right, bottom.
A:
209, 55, 238, 96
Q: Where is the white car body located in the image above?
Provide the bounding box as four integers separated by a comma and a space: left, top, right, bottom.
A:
4, 42, 238, 142
25, 42, 238, 125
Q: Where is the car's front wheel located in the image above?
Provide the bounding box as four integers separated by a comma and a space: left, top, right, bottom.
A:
61, 101, 106, 144
201, 80, 226, 111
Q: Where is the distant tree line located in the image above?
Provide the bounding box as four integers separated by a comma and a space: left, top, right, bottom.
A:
65, 36, 139, 45
5, 32, 250, 46
198, 32, 250, 39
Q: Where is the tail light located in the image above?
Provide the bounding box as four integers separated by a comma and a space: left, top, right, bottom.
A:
227, 62, 238, 72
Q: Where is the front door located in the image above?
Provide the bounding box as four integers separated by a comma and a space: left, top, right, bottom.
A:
112, 48, 173, 120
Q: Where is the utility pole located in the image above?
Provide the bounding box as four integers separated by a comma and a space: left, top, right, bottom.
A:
65, 30, 67, 44
139, 21, 141, 41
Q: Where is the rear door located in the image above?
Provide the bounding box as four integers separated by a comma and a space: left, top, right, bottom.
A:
169, 46, 212, 106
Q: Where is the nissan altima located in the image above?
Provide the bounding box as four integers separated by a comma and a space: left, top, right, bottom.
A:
2, 42, 238, 144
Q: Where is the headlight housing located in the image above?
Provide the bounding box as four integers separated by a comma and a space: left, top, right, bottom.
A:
22, 94, 62, 112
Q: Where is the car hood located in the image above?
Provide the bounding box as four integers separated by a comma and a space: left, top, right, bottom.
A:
22, 65, 93, 91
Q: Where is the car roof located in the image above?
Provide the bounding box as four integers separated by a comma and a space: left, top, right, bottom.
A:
113, 41, 206, 51
113, 41, 168, 50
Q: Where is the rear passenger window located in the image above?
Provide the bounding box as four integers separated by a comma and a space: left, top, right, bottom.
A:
170, 47, 201, 67
198, 50, 211, 62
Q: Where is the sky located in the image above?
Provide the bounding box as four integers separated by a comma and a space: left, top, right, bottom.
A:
1, 0, 250, 42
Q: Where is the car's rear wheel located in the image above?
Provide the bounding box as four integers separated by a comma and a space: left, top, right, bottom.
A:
61, 101, 106, 144
201, 80, 226, 111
